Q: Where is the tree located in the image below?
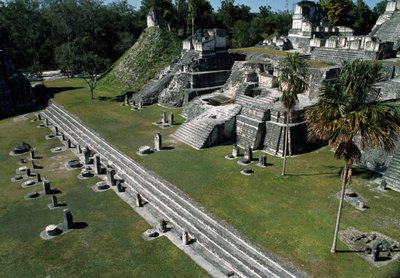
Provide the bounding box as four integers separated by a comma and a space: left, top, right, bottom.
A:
373, 0, 388, 15
188, 0, 213, 36
351, 0, 377, 35
79, 52, 109, 99
305, 59, 400, 253
320, 0, 353, 26
277, 53, 309, 176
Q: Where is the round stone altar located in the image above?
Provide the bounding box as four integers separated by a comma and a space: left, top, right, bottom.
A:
45, 224, 62, 236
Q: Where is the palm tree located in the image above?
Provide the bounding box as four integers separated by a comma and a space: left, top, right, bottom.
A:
305, 59, 400, 253
278, 52, 309, 176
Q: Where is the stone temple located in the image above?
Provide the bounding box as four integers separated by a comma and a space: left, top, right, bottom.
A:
135, 2, 400, 189
288, 0, 400, 63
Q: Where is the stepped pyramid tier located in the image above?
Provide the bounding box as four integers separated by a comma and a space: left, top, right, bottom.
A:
157, 29, 234, 108
263, 106, 308, 156
235, 93, 277, 149
173, 103, 241, 149
370, 1, 400, 49
383, 144, 400, 191
0, 50, 35, 118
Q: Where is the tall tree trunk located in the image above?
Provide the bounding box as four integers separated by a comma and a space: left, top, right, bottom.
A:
331, 163, 350, 253
281, 109, 290, 176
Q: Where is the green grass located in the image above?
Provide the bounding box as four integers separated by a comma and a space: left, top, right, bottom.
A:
0, 111, 209, 277
32, 78, 400, 277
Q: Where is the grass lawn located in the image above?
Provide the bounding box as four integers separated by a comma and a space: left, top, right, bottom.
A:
43, 78, 400, 277
0, 112, 209, 277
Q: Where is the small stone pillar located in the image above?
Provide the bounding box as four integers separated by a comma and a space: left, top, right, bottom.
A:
258, 155, 267, 167
77, 145, 82, 154
26, 168, 31, 177
182, 230, 189, 245
124, 94, 128, 105
154, 132, 162, 151
63, 209, 73, 229
36, 173, 42, 183
380, 180, 387, 190
30, 150, 35, 160
138, 101, 143, 109
45, 118, 49, 126
132, 100, 136, 107
244, 146, 253, 162
161, 111, 167, 123
31, 160, 35, 169
116, 180, 124, 192
94, 155, 101, 175
42, 180, 51, 195
67, 139, 72, 148
52, 195, 58, 207
106, 166, 115, 186
61, 134, 66, 141
169, 112, 174, 125
232, 144, 239, 157
54, 126, 59, 136
136, 193, 143, 207
37, 113, 42, 120
83, 147, 90, 165
372, 245, 381, 262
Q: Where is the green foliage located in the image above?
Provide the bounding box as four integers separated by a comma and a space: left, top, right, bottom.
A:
306, 60, 400, 157
0, 0, 142, 71
351, 0, 377, 35
278, 53, 309, 110
99, 27, 181, 93
373, 0, 388, 15
320, 0, 353, 26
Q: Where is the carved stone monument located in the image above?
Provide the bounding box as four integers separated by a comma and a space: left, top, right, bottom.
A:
182, 230, 189, 245
83, 147, 90, 164
154, 132, 162, 151
244, 146, 253, 162
63, 209, 73, 229
136, 193, 143, 207
42, 180, 51, 195
106, 166, 116, 186
258, 155, 267, 167
232, 144, 239, 158
169, 112, 174, 125
94, 155, 101, 175
161, 111, 167, 124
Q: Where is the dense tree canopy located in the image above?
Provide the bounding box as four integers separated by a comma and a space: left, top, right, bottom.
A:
0, 0, 386, 73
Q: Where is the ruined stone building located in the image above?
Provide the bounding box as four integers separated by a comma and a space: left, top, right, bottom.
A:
288, 0, 400, 63
0, 50, 34, 119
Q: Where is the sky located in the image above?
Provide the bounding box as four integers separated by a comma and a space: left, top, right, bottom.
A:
129, 0, 383, 12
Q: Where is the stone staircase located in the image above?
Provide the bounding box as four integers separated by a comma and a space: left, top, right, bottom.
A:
173, 120, 215, 149
235, 94, 277, 149
173, 105, 241, 149
372, 12, 400, 46
383, 146, 400, 191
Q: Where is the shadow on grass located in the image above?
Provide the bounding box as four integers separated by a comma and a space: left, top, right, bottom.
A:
351, 168, 382, 180
71, 222, 88, 229
288, 166, 339, 177
47, 86, 84, 96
